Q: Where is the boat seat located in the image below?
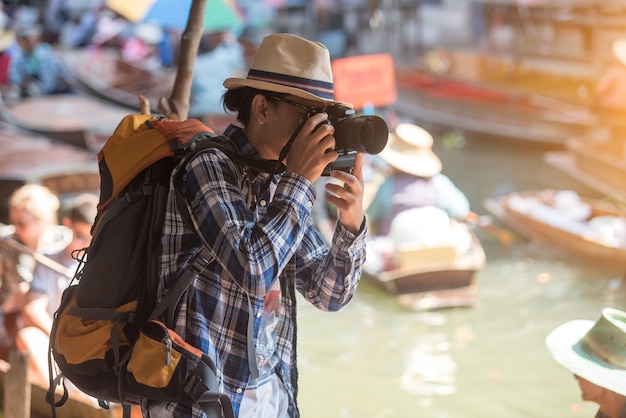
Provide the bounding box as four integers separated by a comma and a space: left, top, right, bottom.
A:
397, 244, 458, 269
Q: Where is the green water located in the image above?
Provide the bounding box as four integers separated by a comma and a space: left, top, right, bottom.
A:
297, 132, 625, 417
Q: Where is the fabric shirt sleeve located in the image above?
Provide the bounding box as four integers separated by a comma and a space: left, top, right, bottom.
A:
432, 173, 470, 220
183, 151, 318, 297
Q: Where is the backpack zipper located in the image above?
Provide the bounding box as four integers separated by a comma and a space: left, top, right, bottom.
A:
163, 335, 172, 366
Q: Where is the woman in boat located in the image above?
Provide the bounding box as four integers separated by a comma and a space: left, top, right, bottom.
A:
363, 123, 472, 273
546, 308, 626, 418
596, 37, 626, 112
366, 122, 471, 237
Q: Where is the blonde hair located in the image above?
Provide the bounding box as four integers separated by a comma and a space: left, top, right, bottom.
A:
9, 184, 60, 226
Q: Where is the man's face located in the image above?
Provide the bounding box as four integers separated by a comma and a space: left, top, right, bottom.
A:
9, 207, 43, 250
574, 375, 605, 403
269, 94, 326, 144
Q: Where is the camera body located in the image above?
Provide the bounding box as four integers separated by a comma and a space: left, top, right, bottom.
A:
321, 104, 388, 175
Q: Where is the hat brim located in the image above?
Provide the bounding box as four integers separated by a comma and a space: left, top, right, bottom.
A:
379, 147, 442, 177
546, 319, 626, 396
223, 77, 352, 108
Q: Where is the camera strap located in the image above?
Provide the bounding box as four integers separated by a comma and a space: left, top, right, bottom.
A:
251, 119, 306, 211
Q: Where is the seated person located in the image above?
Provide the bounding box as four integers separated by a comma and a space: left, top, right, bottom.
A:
16, 193, 97, 385
7, 24, 73, 98
366, 123, 470, 237
364, 123, 471, 273
0, 184, 68, 359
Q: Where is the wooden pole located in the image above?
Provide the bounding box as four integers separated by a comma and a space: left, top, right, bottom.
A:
5, 350, 30, 418
139, 0, 207, 121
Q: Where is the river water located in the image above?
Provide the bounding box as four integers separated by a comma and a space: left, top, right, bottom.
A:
296, 127, 626, 417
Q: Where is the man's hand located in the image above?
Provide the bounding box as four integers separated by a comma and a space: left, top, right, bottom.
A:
285, 113, 338, 183
324, 153, 365, 235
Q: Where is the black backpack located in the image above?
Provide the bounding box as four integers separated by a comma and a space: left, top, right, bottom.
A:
48, 114, 271, 418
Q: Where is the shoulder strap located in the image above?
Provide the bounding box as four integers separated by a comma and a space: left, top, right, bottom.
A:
173, 136, 282, 230
157, 137, 262, 379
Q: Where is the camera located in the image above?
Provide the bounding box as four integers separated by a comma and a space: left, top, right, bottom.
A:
320, 104, 388, 176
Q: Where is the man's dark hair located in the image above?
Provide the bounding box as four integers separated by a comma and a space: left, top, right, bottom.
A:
222, 87, 277, 125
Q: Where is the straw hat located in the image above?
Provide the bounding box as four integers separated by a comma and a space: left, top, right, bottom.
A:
379, 123, 442, 178
223, 33, 350, 107
545, 308, 626, 396
612, 38, 626, 66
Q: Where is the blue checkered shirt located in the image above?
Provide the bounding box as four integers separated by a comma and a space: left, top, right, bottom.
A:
156, 125, 367, 417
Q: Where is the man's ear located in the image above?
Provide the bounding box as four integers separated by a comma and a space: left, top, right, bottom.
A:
250, 94, 269, 125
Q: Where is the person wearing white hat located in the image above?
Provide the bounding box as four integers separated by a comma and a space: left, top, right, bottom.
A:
366, 123, 470, 238
362, 123, 471, 274
189, 30, 245, 133
595, 38, 626, 111
546, 308, 626, 418
150, 33, 367, 418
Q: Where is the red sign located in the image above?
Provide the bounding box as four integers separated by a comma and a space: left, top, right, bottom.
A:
332, 53, 397, 110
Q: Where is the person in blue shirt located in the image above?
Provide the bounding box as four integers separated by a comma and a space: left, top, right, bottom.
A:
366, 122, 470, 237
364, 123, 471, 274
149, 33, 367, 418
189, 30, 246, 134
7, 24, 72, 98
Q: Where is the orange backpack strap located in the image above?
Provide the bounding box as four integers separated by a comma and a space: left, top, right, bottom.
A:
148, 118, 214, 149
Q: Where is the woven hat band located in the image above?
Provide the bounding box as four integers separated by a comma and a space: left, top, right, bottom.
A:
581, 310, 626, 369
247, 69, 335, 100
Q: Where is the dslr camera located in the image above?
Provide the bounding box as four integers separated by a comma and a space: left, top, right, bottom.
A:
320, 104, 388, 176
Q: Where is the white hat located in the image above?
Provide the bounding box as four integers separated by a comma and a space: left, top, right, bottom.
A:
379, 123, 441, 178
223, 33, 351, 107
545, 308, 626, 396
613, 38, 626, 66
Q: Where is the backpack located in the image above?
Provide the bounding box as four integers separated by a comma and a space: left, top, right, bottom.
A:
47, 114, 273, 418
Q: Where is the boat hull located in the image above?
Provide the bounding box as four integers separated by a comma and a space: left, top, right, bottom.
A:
362, 228, 486, 311
544, 139, 626, 199
484, 189, 626, 268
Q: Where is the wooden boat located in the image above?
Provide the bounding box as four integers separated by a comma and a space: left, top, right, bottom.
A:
484, 189, 626, 268
57, 47, 175, 112
362, 222, 486, 311
0, 122, 99, 223
0, 92, 129, 150
394, 50, 603, 144
544, 138, 626, 199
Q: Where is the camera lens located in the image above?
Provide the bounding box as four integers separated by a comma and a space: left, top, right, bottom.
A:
334, 115, 388, 154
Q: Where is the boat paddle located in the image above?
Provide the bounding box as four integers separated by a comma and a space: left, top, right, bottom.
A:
465, 211, 517, 246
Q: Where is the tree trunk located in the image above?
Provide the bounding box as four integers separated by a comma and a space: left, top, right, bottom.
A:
139, 0, 207, 121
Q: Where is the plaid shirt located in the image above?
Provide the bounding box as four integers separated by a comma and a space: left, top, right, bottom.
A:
156, 125, 367, 417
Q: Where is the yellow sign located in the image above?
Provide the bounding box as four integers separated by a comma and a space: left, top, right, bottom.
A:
332, 53, 397, 110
